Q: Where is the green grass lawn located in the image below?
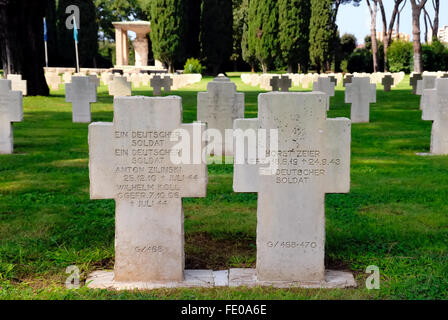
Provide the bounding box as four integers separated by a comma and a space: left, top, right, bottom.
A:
0, 74, 447, 300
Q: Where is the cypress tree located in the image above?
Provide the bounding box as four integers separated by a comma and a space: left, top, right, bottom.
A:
244, 0, 258, 72
309, 0, 333, 72
278, 0, 311, 73
248, 0, 279, 73
150, 0, 185, 73
200, 0, 233, 75
56, 0, 99, 67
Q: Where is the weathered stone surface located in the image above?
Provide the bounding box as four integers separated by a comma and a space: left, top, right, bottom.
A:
109, 76, 132, 97
345, 77, 376, 123
65, 76, 97, 123
233, 92, 351, 282
89, 96, 207, 283
0, 80, 23, 154
197, 75, 244, 156
421, 78, 448, 155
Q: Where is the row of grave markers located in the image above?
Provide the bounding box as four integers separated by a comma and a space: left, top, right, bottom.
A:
1, 74, 448, 290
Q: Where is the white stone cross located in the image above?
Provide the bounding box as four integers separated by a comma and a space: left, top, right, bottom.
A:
197, 75, 244, 156
345, 77, 376, 123
151, 75, 173, 96
312, 77, 335, 110
381, 75, 393, 92
6, 74, 27, 96
89, 96, 207, 283
421, 78, 448, 154
0, 80, 23, 154
65, 76, 97, 123
233, 92, 351, 283
108, 76, 132, 97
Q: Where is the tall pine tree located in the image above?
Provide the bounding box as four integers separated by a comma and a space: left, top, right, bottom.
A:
248, 0, 279, 73
200, 0, 233, 74
278, 0, 311, 73
309, 0, 333, 72
150, 0, 185, 73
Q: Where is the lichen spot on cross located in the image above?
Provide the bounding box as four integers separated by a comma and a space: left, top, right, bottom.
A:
233, 92, 351, 283
88, 96, 207, 283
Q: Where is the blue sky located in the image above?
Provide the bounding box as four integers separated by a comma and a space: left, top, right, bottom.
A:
337, 0, 448, 44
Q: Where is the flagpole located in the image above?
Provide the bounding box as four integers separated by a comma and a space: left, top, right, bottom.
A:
73, 19, 80, 73
43, 18, 48, 68
75, 40, 79, 73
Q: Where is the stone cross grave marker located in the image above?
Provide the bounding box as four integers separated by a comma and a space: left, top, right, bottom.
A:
345, 77, 376, 123
0, 80, 23, 154
381, 75, 394, 92
150, 75, 173, 96
197, 75, 244, 156
416, 76, 437, 96
410, 73, 422, 94
417, 76, 437, 110
343, 74, 353, 87
109, 76, 132, 97
269, 76, 292, 92
421, 78, 448, 155
6, 74, 27, 96
65, 76, 97, 123
231, 92, 353, 288
88, 74, 100, 89
312, 77, 335, 110
87, 96, 208, 287
328, 75, 337, 86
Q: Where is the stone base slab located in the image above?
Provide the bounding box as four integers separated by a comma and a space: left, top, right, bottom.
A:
86, 270, 221, 290
86, 269, 355, 290
228, 269, 356, 289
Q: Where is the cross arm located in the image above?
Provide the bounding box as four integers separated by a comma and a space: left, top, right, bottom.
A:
324, 118, 351, 194
178, 122, 208, 198
233, 118, 260, 193
9, 91, 23, 122
88, 122, 115, 200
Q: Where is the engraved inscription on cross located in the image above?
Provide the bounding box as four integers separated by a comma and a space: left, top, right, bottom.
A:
89, 96, 207, 283
233, 92, 351, 282
65, 76, 97, 123
421, 78, 448, 155
151, 75, 173, 96
0, 80, 23, 154
345, 77, 376, 123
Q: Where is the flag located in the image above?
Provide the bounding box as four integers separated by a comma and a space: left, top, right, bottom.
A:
73, 18, 78, 43
43, 18, 47, 42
